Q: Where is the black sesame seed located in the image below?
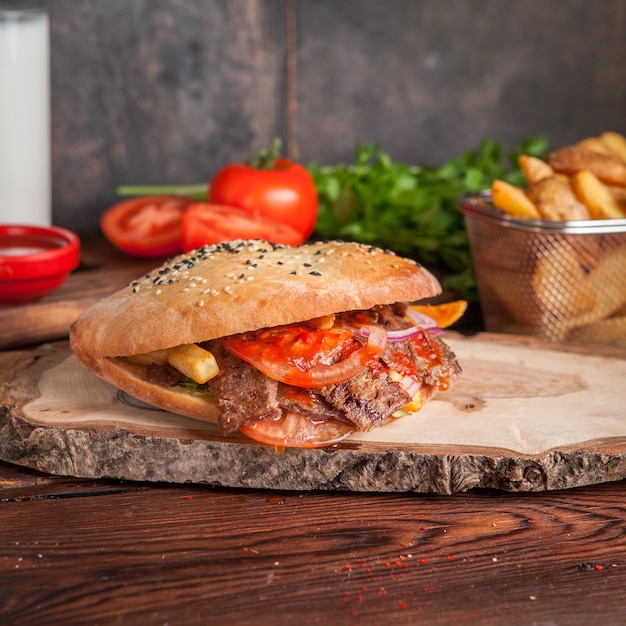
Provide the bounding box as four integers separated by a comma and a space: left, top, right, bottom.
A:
303, 263, 312, 267
309, 271, 322, 276
290, 271, 297, 275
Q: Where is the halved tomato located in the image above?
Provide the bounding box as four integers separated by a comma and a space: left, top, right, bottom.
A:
181, 202, 306, 252
100, 195, 191, 257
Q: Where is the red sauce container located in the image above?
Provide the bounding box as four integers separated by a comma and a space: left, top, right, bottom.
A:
0, 224, 80, 305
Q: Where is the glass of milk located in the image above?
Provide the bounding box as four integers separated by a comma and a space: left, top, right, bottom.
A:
0, 7, 51, 226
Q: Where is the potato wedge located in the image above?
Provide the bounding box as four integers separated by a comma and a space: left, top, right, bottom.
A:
526, 176, 590, 221
547, 146, 626, 185
491, 179, 541, 219
608, 185, 626, 212
571, 170, 626, 219
568, 316, 626, 347
599, 132, 626, 163
519, 155, 554, 184
532, 240, 596, 319
576, 137, 615, 155
587, 246, 626, 319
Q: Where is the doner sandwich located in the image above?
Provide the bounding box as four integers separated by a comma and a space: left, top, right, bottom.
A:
70, 240, 461, 447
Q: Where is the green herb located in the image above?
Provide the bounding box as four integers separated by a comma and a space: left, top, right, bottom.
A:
309, 136, 548, 300
177, 381, 214, 398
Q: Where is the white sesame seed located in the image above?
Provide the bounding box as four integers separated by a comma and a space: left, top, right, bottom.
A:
198, 300, 205, 307
246, 276, 254, 281
224, 286, 233, 294
155, 289, 162, 295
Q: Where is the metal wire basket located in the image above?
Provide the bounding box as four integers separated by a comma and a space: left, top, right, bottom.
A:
459, 192, 626, 347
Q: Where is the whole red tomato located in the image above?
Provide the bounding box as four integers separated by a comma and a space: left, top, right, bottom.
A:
208, 142, 318, 241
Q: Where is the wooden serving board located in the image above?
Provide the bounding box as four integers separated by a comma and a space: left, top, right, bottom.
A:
1, 333, 626, 494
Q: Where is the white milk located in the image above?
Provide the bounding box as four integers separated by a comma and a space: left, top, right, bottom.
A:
0, 8, 51, 225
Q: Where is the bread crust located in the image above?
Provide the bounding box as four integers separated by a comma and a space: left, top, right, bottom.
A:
70, 239, 441, 359
80, 352, 222, 424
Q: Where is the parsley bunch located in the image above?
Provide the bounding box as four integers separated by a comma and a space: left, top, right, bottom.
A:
309, 136, 548, 300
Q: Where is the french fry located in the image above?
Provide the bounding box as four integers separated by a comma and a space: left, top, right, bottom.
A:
166, 344, 219, 384
547, 146, 626, 186
526, 176, 591, 221
599, 132, 626, 163
127, 349, 169, 366
491, 179, 541, 219
127, 344, 220, 384
571, 170, 626, 219
519, 155, 554, 184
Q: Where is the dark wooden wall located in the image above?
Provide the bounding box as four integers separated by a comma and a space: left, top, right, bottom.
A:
11, 0, 626, 236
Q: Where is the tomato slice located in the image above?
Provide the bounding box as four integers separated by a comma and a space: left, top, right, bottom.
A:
181, 202, 306, 252
100, 195, 190, 257
220, 323, 388, 388
240, 411, 354, 448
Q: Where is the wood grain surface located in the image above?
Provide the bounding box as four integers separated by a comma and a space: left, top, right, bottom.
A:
2, 334, 625, 494
1, 458, 626, 625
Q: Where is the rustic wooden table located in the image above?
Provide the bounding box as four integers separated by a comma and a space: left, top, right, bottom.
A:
2, 458, 626, 625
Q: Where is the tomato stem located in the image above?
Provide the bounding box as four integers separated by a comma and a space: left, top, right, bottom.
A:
116, 184, 208, 200
249, 137, 283, 170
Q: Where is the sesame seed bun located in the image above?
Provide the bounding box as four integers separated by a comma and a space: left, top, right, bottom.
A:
70, 239, 441, 360
69, 239, 443, 429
